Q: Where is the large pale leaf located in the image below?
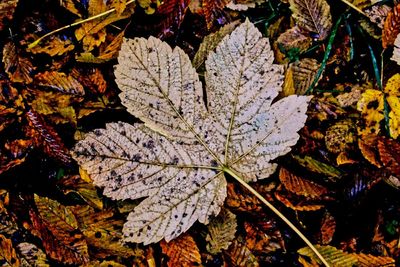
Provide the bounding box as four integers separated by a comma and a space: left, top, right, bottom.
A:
72, 19, 309, 245
288, 0, 332, 40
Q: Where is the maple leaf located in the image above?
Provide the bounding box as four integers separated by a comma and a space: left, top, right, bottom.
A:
72, 19, 310, 245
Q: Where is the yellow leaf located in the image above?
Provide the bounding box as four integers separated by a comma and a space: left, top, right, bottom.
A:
384, 73, 400, 95
387, 96, 400, 139
357, 89, 384, 136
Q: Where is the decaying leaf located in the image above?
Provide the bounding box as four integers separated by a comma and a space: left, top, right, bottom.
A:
325, 120, 356, 154
226, 183, 263, 213
319, 212, 335, 245
17, 242, 50, 267
0, 0, 19, 31
357, 74, 400, 138
227, 0, 267, 11
288, 0, 332, 40
72, 20, 310, 244
365, 4, 391, 28
193, 20, 240, 69
27, 35, 75, 56
298, 245, 395, 266
275, 186, 324, 211
377, 137, 400, 177
189, 0, 230, 30
2, 42, 35, 84
224, 239, 259, 267
391, 33, 400, 65
383, 3, 400, 48
30, 195, 89, 265
277, 26, 313, 55
35, 71, 85, 96
0, 234, 20, 266
206, 208, 237, 254
160, 233, 202, 267
283, 58, 321, 95
244, 221, 284, 254
279, 168, 328, 199
293, 155, 341, 181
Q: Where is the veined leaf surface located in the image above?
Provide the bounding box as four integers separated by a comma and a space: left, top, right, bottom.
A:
72, 19, 309, 244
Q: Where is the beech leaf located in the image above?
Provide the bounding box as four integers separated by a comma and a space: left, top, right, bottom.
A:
72, 19, 310, 245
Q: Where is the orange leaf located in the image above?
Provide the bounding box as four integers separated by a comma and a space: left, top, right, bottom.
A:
25, 109, 72, 164
226, 183, 262, 213
244, 221, 284, 254
35, 71, 85, 96
320, 212, 335, 245
275, 186, 324, 211
191, 0, 230, 30
0, 234, 20, 266
2, 42, 35, 84
160, 233, 201, 267
224, 239, 259, 267
383, 3, 400, 48
279, 168, 328, 199
358, 134, 382, 168
377, 137, 400, 177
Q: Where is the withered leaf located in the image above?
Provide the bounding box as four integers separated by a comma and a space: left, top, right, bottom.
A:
244, 221, 284, 254
0, 234, 20, 267
277, 26, 313, 54
377, 137, 400, 177
206, 208, 237, 254
17, 242, 49, 267
224, 239, 259, 267
30, 195, 89, 265
35, 71, 85, 96
320, 212, 335, 245
275, 186, 324, 211
325, 120, 356, 154
26, 109, 72, 164
391, 33, 400, 65
383, 3, 400, 48
288, 0, 332, 40
27, 35, 75, 56
73, 20, 310, 244
0, 0, 19, 31
283, 58, 321, 96
2, 42, 35, 84
189, 0, 230, 30
279, 168, 328, 199
160, 233, 202, 267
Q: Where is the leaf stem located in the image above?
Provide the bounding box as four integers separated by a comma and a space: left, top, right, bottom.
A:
223, 167, 331, 267
28, 0, 136, 48
339, 0, 368, 17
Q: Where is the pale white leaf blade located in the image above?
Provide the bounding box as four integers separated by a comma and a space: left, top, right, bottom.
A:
391, 33, 400, 65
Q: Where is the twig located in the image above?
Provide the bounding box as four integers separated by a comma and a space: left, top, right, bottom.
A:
28, 0, 135, 49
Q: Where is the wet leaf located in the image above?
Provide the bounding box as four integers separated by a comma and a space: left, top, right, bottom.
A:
383, 3, 400, 48
206, 208, 237, 254
0, 234, 20, 267
0, 0, 19, 31
73, 20, 309, 244
288, 0, 332, 40
279, 168, 328, 199
35, 71, 85, 96
2, 42, 35, 84
160, 233, 201, 267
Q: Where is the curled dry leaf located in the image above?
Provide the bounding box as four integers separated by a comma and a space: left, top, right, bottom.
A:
35, 71, 85, 96
73, 20, 310, 244
0, 0, 19, 30
383, 3, 400, 48
160, 233, 202, 267
279, 168, 328, 199
288, 0, 332, 40
2, 42, 35, 84
206, 208, 237, 254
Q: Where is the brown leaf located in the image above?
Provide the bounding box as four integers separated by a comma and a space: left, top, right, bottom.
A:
320, 212, 335, 245
224, 239, 259, 267
377, 137, 400, 177
71, 68, 107, 94
206, 208, 237, 255
0, 234, 20, 266
358, 134, 382, 167
35, 71, 85, 96
25, 109, 72, 164
279, 168, 328, 199
277, 26, 312, 54
325, 120, 356, 154
160, 233, 202, 267
226, 183, 262, 213
383, 3, 400, 48
190, 0, 230, 30
30, 195, 89, 265
283, 58, 321, 96
2, 42, 35, 84
154, 0, 191, 38
275, 186, 324, 211
27, 35, 75, 56
60, 0, 82, 17
0, 0, 19, 31
244, 221, 284, 254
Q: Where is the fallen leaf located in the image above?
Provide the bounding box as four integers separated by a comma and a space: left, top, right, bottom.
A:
277, 26, 313, 55
377, 137, 400, 177
0, 234, 20, 267
325, 120, 356, 154
320, 211, 335, 245
365, 4, 391, 28
206, 208, 237, 254
383, 3, 400, 48
224, 239, 259, 267
244, 221, 284, 254
293, 155, 341, 181
35, 71, 85, 96
189, 0, 230, 30
288, 0, 332, 40
27, 35, 75, 56
279, 168, 328, 199
17, 242, 50, 267
391, 33, 400, 65
226, 183, 263, 213
2, 42, 35, 84
160, 233, 202, 267
283, 58, 321, 95
72, 20, 310, 244
275, 186, 324, 211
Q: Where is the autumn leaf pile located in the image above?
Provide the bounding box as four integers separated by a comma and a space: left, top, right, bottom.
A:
1, 0, 400, 266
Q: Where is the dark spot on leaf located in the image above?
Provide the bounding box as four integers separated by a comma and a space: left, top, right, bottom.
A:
95, 231, 102, 238
367, 100, 379, 110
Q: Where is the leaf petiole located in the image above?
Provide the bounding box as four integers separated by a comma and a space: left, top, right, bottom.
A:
222, 167, 331, 267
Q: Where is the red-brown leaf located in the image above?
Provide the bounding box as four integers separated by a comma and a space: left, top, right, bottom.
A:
383, 3, 400, 48
160, 233, 202, 267
0, 0, 19, 31
2, 42, 35, 84
34, 71, 85, 96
